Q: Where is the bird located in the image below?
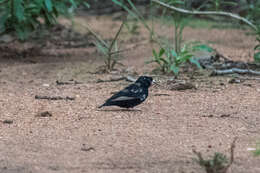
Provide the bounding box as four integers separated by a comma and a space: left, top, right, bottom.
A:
98, 76, 153, 109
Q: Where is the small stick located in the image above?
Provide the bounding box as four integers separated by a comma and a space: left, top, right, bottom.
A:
35, 95, 75, 101
56, 80, 82, 85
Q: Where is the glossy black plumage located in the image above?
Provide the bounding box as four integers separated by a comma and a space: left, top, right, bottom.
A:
98, 76, 153, 108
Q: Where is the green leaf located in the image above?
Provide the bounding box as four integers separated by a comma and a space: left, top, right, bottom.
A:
83, 2, 90, 8
14, 0, 24, 22
189, 58, 202, 69
254, 52, 260, 63
0, 11, 9, 32
180, 54, 193, 63
158, 57, 169, 65
44, 0, 53, 12
253, 149, 260, 156
254, 44, 260, 50
69, 0, 77, 8
171, 49, 177, 58
43, 11, 56, 25
193, 44, 214, 52
95, 41, 109, 55
14, 24, 27, 40
111, 0, 138, 19
159, 48, 165, 57
152, 49, 158, 58
53, 2, 67, 15
253, 143, 260, 156
170, 64, 179, 75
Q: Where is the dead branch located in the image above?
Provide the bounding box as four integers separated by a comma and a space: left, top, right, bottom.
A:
211, 68, 260, 76
151, 0, 257, 30
35, 95, 75, 101
233, 76, 260, 81
96, 77, 126, 83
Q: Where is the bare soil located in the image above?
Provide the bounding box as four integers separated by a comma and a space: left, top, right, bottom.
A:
0, 15, 260, 173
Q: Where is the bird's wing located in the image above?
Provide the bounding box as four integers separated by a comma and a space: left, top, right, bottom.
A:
107, 83, 143, 101
110, 96, 138, 101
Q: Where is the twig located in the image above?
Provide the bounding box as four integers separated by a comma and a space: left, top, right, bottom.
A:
211, 68, 260, 76
96, 76, 136, 83
96, 77, 126, 83
35, 95, 75, 101
151, 0, 257, 30
56, 80, 82, 85
233, 76, 260, 81
153, 93, 170, 96
81, 147, 95, 152
229, 137, 237, 166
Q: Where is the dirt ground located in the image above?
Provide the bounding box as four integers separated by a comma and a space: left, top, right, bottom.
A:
0, 14, 260, 173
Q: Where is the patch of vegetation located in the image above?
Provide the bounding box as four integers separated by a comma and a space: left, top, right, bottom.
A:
152, 0, 260, 64
148, 42, 213, 76
0, 0, 88, 40
193, 138, 237, 173
94, 21, 125, 72
113, 0, 214, 76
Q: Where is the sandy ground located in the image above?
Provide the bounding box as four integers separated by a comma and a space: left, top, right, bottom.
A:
0, 15, 260, 173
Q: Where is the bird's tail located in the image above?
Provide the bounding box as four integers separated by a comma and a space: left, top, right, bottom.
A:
98, 103, 105, 108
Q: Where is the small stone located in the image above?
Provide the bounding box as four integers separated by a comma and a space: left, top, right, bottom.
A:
36, 111, 52, 117
228, 78, 243, 84
43, 83, 50, 87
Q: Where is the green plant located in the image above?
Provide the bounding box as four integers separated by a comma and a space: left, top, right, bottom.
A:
254, 26, 260, 63
149, 0, 213, 76
253, 143, 260, 156
239, 0, 260, 25
161, 0, 190, 54
124, 15, 139, 34
195, 152, 229, 173
193, 138, 236, 173
153, 0, 260, 64
148, 42, 213, 76
95, 21, 125, 72
0, 0, 87, 40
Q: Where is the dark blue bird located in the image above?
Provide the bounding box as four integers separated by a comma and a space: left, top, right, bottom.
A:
98, 76, 153, 108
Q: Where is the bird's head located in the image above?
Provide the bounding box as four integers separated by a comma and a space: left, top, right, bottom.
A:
136, 76, 153, 88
